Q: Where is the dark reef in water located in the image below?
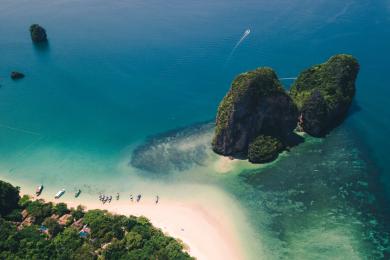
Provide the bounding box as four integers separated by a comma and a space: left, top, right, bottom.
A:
129, 120, 389, 257
237, 127, 389, 258
130, 122, 214, 174
212, 54, 359, 163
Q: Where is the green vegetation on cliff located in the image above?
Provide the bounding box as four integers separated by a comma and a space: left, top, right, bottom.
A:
214, 67, 286, 140
248, 135, 284, 163
0, 180, 20, 216
0, 180, 193, 260
212, 67, 298, 158
290, 54, 358, 110
289, 54, 359, 136
212, 54, 358, 162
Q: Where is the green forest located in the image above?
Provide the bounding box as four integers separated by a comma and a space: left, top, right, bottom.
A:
0, 180, 193, 260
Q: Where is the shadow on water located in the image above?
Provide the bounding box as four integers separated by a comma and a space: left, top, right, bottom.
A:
348, 100, 363, 117
33, 41, 50, 56
285, 132, 305, 148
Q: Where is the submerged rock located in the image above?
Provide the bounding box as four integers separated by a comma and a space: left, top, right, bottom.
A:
212, 67, 298, 158
131, 122, 214, 173
10, 71, 25, 80
290, 54, 359, 137
29, 24, 47, 43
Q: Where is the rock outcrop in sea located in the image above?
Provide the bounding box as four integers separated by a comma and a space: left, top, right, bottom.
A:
212, 54, 359, 163
29, 24, 47, 43
10, 71, 25, 80
212, 67, 298, 162
248, 135, 284, 163
290, 54, 359, 137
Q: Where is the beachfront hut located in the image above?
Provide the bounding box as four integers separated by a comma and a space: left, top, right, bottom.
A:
39, 225, 49, 235
79, 225, 91, 238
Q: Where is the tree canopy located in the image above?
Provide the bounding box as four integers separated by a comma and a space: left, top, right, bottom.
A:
0, 180, 20, 216
0, 179, 193, 259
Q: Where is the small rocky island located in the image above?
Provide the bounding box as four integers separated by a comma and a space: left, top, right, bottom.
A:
290, 54, 359, 137
212, 54, 359, 163
10, 71, 25, 80
212, 67, 298, 163
29, 24, 47, 43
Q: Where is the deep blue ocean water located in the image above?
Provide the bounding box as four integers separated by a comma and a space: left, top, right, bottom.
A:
1, 0, 389, 258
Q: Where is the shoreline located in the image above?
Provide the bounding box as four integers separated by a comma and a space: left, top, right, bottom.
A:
11, 179, 250, 260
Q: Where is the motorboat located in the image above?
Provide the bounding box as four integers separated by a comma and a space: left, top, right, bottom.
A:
75, 189, 81, 198
55, 189, 65, 199
35, 185, 44, 196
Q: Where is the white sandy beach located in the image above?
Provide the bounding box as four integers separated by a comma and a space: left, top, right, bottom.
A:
0, 151, 265, 260
213, 155, 264, 174
60, 198, 242, 260
13, 181, 256, 260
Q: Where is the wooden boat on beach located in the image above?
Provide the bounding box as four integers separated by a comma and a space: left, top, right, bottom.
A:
55, 189, 65, 199
35, 185, 43, 196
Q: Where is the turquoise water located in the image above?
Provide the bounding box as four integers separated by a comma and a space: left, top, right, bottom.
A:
1, 0, 390, 258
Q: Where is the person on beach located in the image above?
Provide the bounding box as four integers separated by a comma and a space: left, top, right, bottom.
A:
116, 193, 120, 200
297, 113, 304, 132
137, 194, 141, 202
108, 196, 112, 203
155, 195, 159, 204
130, 194, 133, 202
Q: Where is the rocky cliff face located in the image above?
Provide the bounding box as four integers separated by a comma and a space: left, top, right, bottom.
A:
212, 67, 298, 157
212, 54, 359, 163
290, 54, 359, 137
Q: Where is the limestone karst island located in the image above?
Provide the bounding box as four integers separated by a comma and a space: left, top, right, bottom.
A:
1, 1, 389, 260
212, 54, 359, 163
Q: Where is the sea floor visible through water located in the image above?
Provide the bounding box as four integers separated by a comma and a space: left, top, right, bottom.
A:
1, 117, 390, 259
130, 121, 390, 259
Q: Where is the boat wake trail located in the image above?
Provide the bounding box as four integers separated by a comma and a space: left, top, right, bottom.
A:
225, 29, 251, 66
0, 123, 42, 136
